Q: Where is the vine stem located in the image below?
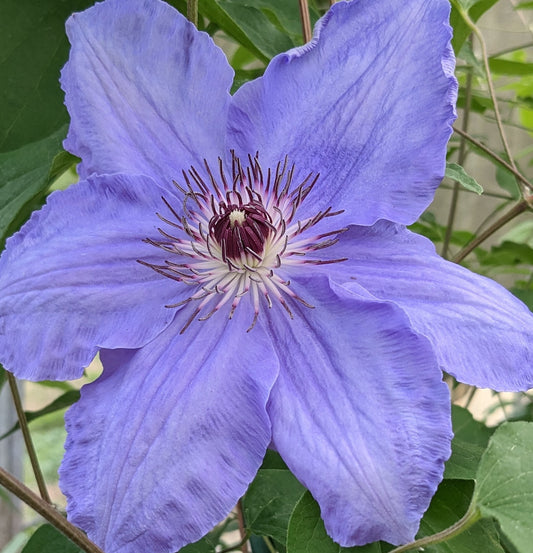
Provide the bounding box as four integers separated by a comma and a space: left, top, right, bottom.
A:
451, 1, 518, 175
187, 0, 198, 27
298, 0, 312, 43
0, 467, 104, 553
388, 501, 482, 553
7, 372, 51, 504
453, 198, 530, 263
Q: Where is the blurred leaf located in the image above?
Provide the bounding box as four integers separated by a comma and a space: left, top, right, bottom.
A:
514, 1, 533, 8
226, 0, 304, 40
496, 165, 521, 199
243, 469, 305, 544
489, 59, 533, 76
0, 0, 94, 152
199, 0, 293, 61
0, 389, 80, 440
418, 480, 504, 553
445, 162, 483, 194
474, 422, 533, 553
451, 0, 499, 53
445, 406, 493, 480
21, 524, 82, 553
477, 241, 533, 267
0, 125, 67, 249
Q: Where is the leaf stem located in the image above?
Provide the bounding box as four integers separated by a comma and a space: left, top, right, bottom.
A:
298, 0, 312, 43
442, 38, 473, 259
388, 501, 482, 553
0, 466, 104, 553
7, 372, 51, 504
453, 199, 530, 263
187, 0, 198, 27
453, 127, 532, 192
236, 499, 249, 553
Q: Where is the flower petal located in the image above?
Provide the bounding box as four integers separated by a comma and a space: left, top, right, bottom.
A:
60, 309, 279, 553
325, 221, 533, 390
228, 0, 456, 226
0, 174, 180, 381
262, 273, 451, 546
62, 0, 233, 182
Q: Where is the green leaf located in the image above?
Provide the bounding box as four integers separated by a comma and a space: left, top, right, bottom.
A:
451, 0, 499, 53
474, 422, 533, 553
286, 491, 388, 553
178, 537, 216, 553
418, 480, 504, 553
243, 469, 305, 544
198, 0, 293, 62
445, 406, 494, 480
489, 59, 533, 76
445, 163, 483, 195
0, 1, 94, 152
0, 125, 67, 249
515, 1, 533, 8
0, 389, 80, 440
21, 524, 82, 553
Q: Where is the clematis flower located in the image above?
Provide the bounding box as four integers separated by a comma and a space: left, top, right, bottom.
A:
1, 0, 533, 552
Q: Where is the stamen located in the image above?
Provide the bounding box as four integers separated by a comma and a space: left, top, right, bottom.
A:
139, 154, 345, 332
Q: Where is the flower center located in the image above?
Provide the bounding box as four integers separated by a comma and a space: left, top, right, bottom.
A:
139, 153, 346, 333
209, 201, 272, 261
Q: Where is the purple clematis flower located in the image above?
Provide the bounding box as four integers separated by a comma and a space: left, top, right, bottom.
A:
1, 0, 533, 552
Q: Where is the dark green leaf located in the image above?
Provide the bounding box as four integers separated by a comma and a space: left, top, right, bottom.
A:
260, 449, 289, 470
178, 537, 216, 553
286, 491, 388, 553
445, 406, 493, 480
418, 480, 504, 553
243, 469, 305, 544
445, 162, 483, 194
199, 0, 293, 61
0, 1, 93, 151
0, 365, 5, 393
0, 389, 80, 440
21, 524, 82, 553
511, 288, 533, 311
474, 422, 533, 553
0, 125, 67, 249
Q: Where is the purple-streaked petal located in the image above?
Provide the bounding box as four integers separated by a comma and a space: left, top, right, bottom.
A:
60, 308, 279, 553
62, 0, 233, 183
0, 174, 180, 381
325, 221, 533, 390
228, 0, 456, 226
261, 273, 451, 546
